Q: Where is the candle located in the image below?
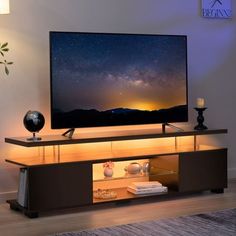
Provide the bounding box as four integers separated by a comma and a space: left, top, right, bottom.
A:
196, 98, 205, 108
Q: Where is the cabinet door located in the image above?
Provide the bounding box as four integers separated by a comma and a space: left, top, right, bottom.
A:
27, 162, 92, 211
179, 149, 227, 192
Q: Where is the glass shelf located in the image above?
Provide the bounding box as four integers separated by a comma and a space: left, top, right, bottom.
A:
93, 167, 176, 182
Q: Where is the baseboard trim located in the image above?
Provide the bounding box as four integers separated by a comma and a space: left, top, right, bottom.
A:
0, 191, 17, 204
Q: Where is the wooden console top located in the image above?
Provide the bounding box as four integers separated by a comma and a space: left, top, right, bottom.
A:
5, 129, 227, 147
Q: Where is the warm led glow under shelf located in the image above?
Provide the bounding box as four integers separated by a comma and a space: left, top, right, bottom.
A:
5, 144, 225, 167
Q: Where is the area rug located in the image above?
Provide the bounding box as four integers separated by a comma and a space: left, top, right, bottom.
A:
54, 208, 236, 236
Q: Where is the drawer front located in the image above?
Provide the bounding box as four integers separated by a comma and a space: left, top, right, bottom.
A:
28, 162, 92, 211
179, 149, 227, 192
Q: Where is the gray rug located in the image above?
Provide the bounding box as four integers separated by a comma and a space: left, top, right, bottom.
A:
54, 208, 236, 236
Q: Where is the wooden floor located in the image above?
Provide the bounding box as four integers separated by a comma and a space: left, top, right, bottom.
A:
0, 179, 236, 236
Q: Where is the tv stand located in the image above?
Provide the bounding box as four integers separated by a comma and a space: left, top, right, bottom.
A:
5, 128, 227, 218
62, 128, 75, 139
162, 123, 184, 133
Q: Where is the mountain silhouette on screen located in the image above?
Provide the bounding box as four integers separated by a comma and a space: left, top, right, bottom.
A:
52, 105, 187, 128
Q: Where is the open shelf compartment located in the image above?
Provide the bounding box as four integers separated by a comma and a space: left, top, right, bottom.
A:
92, 156, 177, 203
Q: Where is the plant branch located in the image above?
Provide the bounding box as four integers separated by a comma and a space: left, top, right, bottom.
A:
0, 42, 13, 76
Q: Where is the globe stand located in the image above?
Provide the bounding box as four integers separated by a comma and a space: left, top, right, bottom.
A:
27, 132, 42, 141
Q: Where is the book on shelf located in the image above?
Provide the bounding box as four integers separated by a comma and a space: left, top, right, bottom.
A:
130, 181, 162, 189
127, 181, 167, 195
127, 185, 168, 195
17, 168, 28, 207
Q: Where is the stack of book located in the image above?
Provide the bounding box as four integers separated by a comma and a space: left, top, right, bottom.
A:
127, 181, 167, 195
17, 168, 28, 207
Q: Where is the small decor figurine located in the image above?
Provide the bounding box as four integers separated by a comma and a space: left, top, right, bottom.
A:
94, 188, 117, 200
142, 161, 150, 173
103, 161, 114, 177
125, 162, 142, 175
23, 110, 45, 141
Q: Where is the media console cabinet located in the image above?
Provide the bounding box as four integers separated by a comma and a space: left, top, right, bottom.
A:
5, 128, 227, 218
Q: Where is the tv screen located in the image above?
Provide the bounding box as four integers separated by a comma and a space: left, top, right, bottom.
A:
50, 32, 188, 129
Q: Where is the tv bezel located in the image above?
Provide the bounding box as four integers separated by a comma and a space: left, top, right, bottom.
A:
49, 31, 188, 129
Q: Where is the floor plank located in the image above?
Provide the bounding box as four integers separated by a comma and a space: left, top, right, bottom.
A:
0, 179, 236, 236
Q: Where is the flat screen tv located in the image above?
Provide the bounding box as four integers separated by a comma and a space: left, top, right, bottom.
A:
50, 32, 188, 129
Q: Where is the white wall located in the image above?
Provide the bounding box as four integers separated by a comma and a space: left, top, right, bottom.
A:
0, 0, 236, 201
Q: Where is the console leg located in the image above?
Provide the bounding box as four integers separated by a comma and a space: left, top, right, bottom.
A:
7, 200, 39, 218
24, 211, 39, 219
9, 203, 20, 211
211, 188, 224, 194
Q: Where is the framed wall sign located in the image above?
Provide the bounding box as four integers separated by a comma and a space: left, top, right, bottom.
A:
202, 0, 232, 19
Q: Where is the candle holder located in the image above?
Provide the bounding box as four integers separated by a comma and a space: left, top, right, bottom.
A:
194, 107, 208, 130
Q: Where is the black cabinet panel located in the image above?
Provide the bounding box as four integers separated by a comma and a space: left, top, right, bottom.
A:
179, 149, 227, 192
28, 162, 92, 211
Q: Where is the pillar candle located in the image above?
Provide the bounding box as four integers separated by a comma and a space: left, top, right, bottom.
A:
196, 98, 205, 108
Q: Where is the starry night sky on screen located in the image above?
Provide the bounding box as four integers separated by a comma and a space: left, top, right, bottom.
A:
51, 32, 187, 112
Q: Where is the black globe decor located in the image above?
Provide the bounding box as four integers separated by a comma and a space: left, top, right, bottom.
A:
23, 110, 45, 141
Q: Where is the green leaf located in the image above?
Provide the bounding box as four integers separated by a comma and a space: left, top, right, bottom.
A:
1, 42, 8, 48
0, 42, 13, 75
5, 66, 9, 75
